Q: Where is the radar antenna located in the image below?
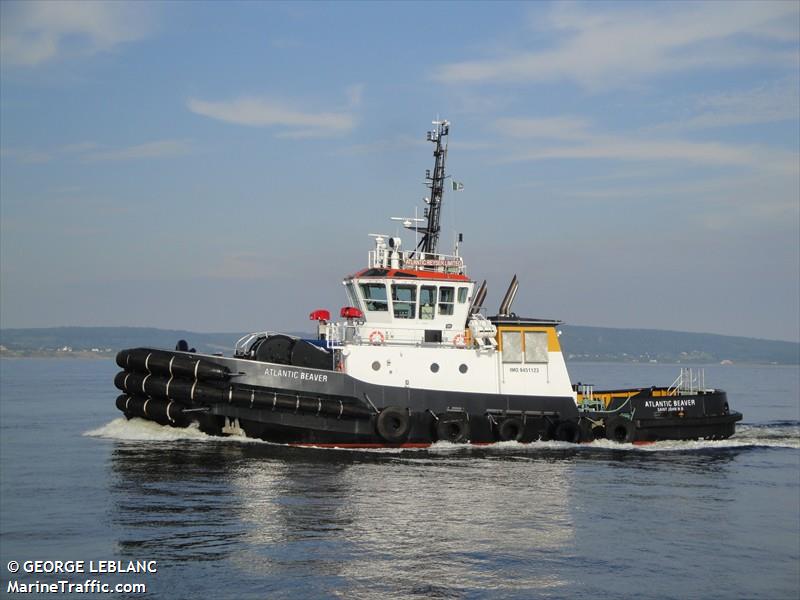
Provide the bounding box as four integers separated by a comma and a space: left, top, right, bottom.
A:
417, 119, 449, 255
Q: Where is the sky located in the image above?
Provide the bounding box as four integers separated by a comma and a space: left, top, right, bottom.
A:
1, 0, 798, 342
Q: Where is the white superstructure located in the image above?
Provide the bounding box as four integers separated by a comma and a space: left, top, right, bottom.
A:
311, 228, 575, 401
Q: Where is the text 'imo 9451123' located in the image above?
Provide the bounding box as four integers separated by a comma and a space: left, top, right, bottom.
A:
113, 119, 742, 447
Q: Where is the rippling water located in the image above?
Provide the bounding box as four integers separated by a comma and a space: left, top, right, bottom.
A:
1, 359, 798, 599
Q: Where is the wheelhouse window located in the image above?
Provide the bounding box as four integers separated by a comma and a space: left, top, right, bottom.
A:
345, 282, 362, 312
457, 287, 469, 304
501, 331, 522, 363
359, 283, 388, 312
391, 284, 416, 319
419, 286, 436, 320
524, 332, 549, 363
438, 286, 455, 316
501, 329, 550, 364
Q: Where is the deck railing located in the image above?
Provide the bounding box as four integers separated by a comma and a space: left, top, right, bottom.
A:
668, 367, 706, 395
367, 250, 465, 274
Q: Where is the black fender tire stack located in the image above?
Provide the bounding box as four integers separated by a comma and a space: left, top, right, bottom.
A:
375, 406, 411, 443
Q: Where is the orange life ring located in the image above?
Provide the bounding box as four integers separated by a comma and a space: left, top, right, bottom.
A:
452, 333, 466, 347
368, 330, 385, 345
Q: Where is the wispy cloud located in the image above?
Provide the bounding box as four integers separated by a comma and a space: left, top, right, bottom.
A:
492, 116, 798, 172
187, 91, 359, 138
0, 147, 52, 163
494, 116, 590, 140
434, 1, 799, 89
335, 134, 427, 156
649, 78, 800, 132
1, 139, 192, 163
0, 0, 154, 67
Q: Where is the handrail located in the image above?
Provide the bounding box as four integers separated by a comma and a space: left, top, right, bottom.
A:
668, 367, 707, 396
234, 331, 277, 358
367, 249, 466, 274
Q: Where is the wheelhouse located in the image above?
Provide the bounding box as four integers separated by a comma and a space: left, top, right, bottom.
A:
343, 270, 475, 345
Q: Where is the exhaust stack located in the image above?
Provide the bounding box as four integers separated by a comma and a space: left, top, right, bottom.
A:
469, 280, 488, 315
498, 274, 519, 316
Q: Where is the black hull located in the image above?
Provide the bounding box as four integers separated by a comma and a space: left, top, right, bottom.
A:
581, 388, 743, 443
112, 348, 742, 447
113, 347, 579, 445
633, 413, 742, 441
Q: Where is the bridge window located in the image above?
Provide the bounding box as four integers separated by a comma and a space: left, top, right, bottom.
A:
419, 286, 436, 320
438, 286, 455, 316
345, 282, 362, 312
501, 331, 522, 363
391, 284, 416, 319
359, 283, 388, 312
524, 332, 549, 363
458, 287, 468, 303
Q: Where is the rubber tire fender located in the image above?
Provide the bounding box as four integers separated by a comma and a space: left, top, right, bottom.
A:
497, 417, 525, 442
578, 418, 596, 442
436, 416, 470, 443
554, 421, 581, 443
375, 406, 411, 443
605, 417, 636, 443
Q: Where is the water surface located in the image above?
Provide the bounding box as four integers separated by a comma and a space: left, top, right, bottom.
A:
1, 359, 798, 599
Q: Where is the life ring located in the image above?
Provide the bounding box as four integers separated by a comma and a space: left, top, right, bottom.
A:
368, 330, 385, 345
436, 415, 470, 443
452, 333, 466, 347
375, 406, 410, 442
498, 417, 525, 442
554, 421, 581, 443
605, 417, 636, 443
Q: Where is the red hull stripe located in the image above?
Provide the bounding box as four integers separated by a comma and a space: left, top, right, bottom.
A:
290, 442, 433, 449
291, 441, 517, 449
290, 440, 655, 448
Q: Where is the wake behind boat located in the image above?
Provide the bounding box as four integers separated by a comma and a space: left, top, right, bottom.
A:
113, 119, 742, 447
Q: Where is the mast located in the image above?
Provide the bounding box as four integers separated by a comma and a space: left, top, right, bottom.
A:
418, 119, 449, 255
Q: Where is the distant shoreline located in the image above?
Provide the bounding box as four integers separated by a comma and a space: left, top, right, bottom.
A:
1, 351, 795, 367
2, 325, 798, 365
0, 350, 116, 359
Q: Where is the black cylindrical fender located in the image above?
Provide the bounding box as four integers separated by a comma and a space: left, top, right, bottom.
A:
115, 393, 134, 415
115, 349, 131, 370
117, 348, 230, 381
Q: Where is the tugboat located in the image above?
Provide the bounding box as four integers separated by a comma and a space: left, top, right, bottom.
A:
113, 119, 742, 446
